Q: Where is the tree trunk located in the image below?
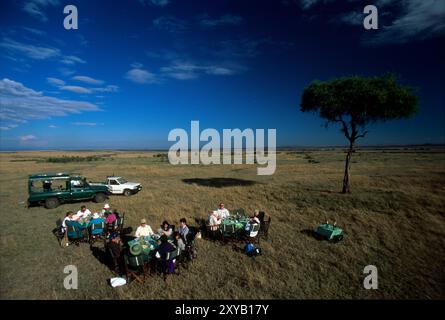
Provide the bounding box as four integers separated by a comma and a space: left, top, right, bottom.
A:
342, 141, 354, 193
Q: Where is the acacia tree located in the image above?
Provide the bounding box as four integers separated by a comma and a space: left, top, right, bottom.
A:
300, 74, 418, 193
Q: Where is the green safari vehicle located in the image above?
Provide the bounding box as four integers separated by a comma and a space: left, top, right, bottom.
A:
28, 173, 110, 209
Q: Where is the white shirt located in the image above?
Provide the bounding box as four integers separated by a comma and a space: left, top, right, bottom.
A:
135, 225, 154, 238
62, 216, 72, 230
75, 209, 91, 219
217, 208, 230, 219
208, 214, 221, 227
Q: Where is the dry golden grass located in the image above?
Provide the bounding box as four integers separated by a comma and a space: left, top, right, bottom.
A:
0, 149, 444, 299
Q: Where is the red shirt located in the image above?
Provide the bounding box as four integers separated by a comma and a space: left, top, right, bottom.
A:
105, 213, 117, 224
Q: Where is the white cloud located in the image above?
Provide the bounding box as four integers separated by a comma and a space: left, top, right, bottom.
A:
93, 85, 119, 93
60, 86, 92, 94
71, 122, 102, 126
48, 125, 57, 128
47, 77, 65, 86
199, 14, 243, 28
22, 27, 46, 36
161, 62, 240, 80
72, 75, 104, 85
0, 124, 18, 131
22, 0, 59, 22
125, 68, 157, 84
20, 135, 37, 141
364, 0, 445, 45
0, 78, 100, 129
61, 55, 86, 65
131, 62, 144, 68
0, 38, 60, 60
59, 68, 76, 76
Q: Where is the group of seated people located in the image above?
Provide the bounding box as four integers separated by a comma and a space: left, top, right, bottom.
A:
207, 202, 262, 238
61, 203, 121, 242
108, 217, 193, 277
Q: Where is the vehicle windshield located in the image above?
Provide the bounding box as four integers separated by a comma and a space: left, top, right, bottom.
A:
117, 178, 127, 184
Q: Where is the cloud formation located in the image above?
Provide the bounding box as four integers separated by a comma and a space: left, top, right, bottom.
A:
0, 78, 100, 129
72, 76, 104, 85
365, 0, 445, 45
125, 67, 158, 84
0, 38, 60, 60
23, 0, 59, 22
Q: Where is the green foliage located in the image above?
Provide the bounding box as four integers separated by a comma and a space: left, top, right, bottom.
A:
300, 74, 418, 130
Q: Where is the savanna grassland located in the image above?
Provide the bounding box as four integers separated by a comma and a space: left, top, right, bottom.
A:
0, 149, 444, 299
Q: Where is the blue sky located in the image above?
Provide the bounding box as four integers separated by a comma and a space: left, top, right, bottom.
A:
0, 0, 444, 150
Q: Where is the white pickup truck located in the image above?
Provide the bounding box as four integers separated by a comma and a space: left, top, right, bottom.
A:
90, 177, 142, 196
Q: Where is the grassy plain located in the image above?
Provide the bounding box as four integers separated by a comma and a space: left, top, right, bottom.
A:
0, 148, 444, 299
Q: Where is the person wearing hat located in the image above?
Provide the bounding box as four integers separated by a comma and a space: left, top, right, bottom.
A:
101, 203, 111, 215
88, 212, 106, 236
104, 207, 117, 225
135, 218, 154, 238
216, 202, 230, 219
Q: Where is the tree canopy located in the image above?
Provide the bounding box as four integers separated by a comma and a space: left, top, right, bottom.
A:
300, 74, 418, 143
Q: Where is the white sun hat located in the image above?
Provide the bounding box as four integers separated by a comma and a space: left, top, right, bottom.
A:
93, 212, 100, 219
104, 203, 110, 209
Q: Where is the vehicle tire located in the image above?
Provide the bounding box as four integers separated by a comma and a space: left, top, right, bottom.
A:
94, 193, 106, 203
45, 197, 59, 209
123, 189, 132, 197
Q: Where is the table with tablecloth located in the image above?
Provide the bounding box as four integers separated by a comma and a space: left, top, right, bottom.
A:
127, 235, 175, 262
220, 216, 250, 236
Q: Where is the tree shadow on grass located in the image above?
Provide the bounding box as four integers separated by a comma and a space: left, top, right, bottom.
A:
182, 178, 256, 188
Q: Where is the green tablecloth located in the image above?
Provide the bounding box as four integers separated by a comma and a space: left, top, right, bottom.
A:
128, 236, 159, 259
127, 235, 174, 261
221, 217, 249, 232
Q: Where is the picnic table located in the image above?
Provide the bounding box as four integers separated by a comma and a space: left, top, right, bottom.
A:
77, 212, 105, 227
220, 216, 250, 239
127, 234, 174, 262
221, 216, 249, 230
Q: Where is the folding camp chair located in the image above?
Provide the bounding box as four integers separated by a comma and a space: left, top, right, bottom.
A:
221, 223, 237, 243
206, 224, 220, 240
89, 221, 106, 245
247, 223, 261, 244
259, 216, 271, 241
124, 254, 148, 284
65, 224, 85, 246
115, 213, 125, 234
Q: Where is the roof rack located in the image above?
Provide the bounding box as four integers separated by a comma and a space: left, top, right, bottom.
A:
28, 172, 78, 179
